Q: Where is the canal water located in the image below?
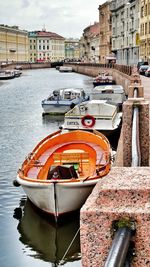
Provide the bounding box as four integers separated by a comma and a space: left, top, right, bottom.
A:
0, 68, 120, 267
0, 68, 95, 267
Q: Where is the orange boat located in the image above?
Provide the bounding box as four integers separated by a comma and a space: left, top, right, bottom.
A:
15, 129, 111, 219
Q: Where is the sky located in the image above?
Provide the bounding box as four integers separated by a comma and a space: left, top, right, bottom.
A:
0, 0, 106, 38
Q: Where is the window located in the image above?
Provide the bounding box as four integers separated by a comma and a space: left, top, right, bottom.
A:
141, 6, 144, 18
145, 22, 147, 35
145, 4, 147, 16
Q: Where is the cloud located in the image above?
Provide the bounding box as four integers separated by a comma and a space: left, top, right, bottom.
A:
21, 0, 30, 8
0, 0, 104, 37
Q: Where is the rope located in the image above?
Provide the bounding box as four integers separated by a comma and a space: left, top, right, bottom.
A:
59, 227, 80, 265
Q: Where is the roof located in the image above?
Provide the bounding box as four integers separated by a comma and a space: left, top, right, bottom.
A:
37, 31, 65, 39
28, 30, 65, 40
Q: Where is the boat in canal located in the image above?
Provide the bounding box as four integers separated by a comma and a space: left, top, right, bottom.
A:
0, 69, 15, 79
41, 87, 89, 115
15, 129, 111, 219
90, 84, 127, 110
14, 69, 22, 77
62, 100, 122, 136
59, 66, 73, 72
93, 71, 116, 87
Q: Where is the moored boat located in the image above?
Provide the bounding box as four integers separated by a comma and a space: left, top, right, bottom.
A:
15, 129, 111, 219
62, 100, 122, 136
41, 87, 89, 115
59, 66, 73, 72
14, 69, 22, 77
93, 71, 116, 87
0, 69, 15, 79
90, 84, 127, 110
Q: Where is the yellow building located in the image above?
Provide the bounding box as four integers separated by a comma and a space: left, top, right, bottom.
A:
0, 24, 28, 63
28, 30, 65, 62
139, 0, 150, 62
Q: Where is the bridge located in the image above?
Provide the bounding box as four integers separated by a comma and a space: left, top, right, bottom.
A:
66, 63, 150, 266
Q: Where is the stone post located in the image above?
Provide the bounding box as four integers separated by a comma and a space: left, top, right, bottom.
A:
122, 70, 149, 166
80, 167, 150, 267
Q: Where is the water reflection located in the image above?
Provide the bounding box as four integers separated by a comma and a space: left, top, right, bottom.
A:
14, 199, 81, 266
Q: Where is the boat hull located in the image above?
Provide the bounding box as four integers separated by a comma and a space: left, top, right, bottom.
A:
93, 81, 116, 87
16, 176, 97, 217
42, 103, 72, 115
63, 115, 122, 133
42, 99, 87, 115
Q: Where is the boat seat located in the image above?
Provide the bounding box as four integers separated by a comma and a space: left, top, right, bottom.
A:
47, 165, 78, 180
53, 152, 89, 164
53, 152, 89, 175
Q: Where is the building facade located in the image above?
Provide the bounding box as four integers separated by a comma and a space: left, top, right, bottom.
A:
0, 24, 28, 63
81, 22, 100, 63
110, 0, 139, 65
139, 0, 150, 63
99, 1, 114, 64
64, 38, 80, 61
28, 30, 65, 62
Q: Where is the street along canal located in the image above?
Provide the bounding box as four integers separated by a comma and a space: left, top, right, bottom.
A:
0, 68, 120, 267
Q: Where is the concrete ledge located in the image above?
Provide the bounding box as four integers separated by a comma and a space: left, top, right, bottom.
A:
80, 167, 150, 267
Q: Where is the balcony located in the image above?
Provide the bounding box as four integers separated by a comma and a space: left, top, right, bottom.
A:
130, 13, 134, 19
9, 49, 16, 52
128, 0, 135, 3
130, 28, 135, 34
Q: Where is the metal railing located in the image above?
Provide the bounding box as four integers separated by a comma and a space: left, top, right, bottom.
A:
104, 227, 132, 267
131, 88, 141, 167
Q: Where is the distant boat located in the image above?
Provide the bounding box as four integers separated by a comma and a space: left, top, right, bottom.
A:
62, 100, 122, 136
0, 69, 15, 79
90, 84, 127, 110
14, 69, 22, 77
59, 66, 73, 72
14, 65, 22, 70
93, 71, 116, 87
15, 129, 111, 219
41, 88, 89, 115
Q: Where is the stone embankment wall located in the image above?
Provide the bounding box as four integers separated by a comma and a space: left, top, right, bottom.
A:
66, 63, 131, 95
79, 67, 150, 266
1, 62, 51, 70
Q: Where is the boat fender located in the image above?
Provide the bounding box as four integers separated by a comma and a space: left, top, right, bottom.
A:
81, 115, 95, 128
13, 179, 21, 187
70, 103, 76, 109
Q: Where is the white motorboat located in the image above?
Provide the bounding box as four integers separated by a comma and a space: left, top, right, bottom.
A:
0, 69, 15, 79
41, 88, 89, 115
59, 66, 73, 72
90, 84, 127, 110
93, 71, 116, 87
62, 100, 122, 136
